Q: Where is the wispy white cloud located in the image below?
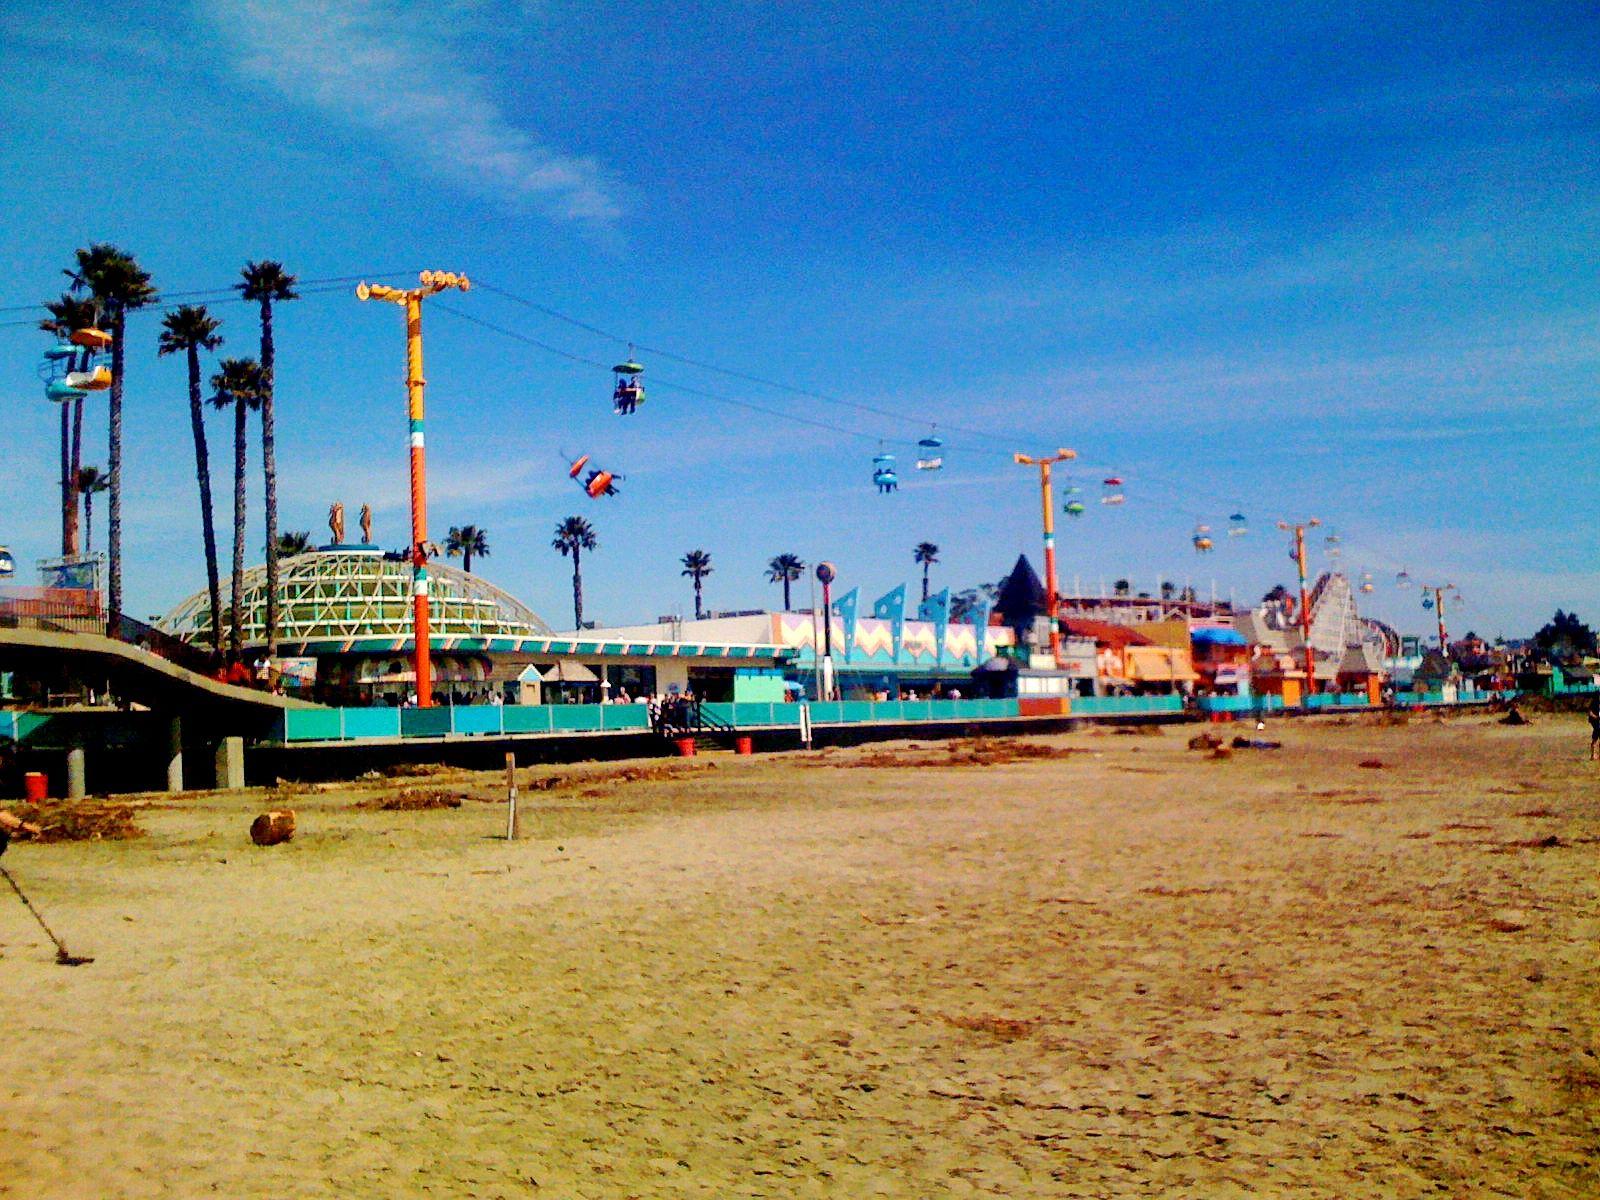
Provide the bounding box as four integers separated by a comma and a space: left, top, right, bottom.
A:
199, 0, 619, 225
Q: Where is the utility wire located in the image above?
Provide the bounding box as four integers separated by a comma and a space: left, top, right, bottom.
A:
472, 279, 1026, 453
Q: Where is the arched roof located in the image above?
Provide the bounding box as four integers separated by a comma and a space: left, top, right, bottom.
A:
157, 550, 552, 650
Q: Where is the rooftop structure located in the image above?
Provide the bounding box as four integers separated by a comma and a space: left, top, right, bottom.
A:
158, 548, 552, 654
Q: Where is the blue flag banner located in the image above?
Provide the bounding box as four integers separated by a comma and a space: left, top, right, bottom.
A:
969, 600, 990, 661
873, 584, 907, 660
919, 588, 950, 661
832, 587, 859, 662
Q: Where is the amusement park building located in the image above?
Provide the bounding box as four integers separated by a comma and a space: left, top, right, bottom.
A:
157, 548, 794, 704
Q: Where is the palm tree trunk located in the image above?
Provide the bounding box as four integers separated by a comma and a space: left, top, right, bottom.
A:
259, 297, 280, 659
782, 577, 792, 610
464, 547, 473, 574
922, 562, 930, 604
59, 401, 71, 556
107, 308, 125, 637
694, 579, 704, 620
230, 399, 248, 660
84, 492, 94, 555
188, 345, 225, 653
571, 546, 583, 629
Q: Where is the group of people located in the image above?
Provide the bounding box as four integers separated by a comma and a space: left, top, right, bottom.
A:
612, 376, 643, 415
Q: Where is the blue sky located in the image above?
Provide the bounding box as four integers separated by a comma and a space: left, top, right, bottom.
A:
1, 1, 1596, 638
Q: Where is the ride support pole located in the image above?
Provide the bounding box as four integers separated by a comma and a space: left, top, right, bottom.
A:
1295, 525, 1315, 694
1040, 459, 1061, 664
405, 293, 433, 709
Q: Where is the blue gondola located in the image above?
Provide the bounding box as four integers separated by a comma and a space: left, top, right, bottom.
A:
46, 379, 86, 403
0, 546, 13, 578
915, 433, 944, 471
1228, 511, 1248, 537
872, 452, 898, 493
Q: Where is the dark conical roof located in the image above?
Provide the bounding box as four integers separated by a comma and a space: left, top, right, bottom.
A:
996, 554, 1046, 629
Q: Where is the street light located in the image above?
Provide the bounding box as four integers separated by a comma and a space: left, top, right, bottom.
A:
356, 270, 470, 708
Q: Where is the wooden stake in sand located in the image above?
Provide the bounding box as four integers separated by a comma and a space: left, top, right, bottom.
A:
505, 752, 520, 841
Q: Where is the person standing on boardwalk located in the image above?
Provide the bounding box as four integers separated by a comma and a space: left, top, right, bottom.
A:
1588, 696, 1600, 761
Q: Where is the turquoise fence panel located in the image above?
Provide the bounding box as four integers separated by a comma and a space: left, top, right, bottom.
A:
871, 701, 907, 723
839, 701, 876, 723
550, 705, 606, 732
401, 707, 452, 738
0, 711, 54, 743
702, 702, 737, 726
900, 700, 935, 722
451, 707, 504, 736
503, 706, 555, 734
760, 703, 802, 726
600, 706, 649, 731
808, 702, 845, 724
284, 709, 344, 742
343, 708, 401, 740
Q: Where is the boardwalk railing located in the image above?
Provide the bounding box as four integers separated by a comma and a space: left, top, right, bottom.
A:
274, 688, 1508, 745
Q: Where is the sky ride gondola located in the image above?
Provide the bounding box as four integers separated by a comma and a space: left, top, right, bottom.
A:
872, 450, 898, 493
1101, 476, 1124, 505
0, 546, 13, 578
1228, 512, 1248, 537
1395, 569, 1413, 588
1422, 596, 1435, 610
611, 348, 644, 415
1193, 533, 1214, 553
915, 432, 944, 471
1360, 571, 1374, 594
1064, 499, 1086, 517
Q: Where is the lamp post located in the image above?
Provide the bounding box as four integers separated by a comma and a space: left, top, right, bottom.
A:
1276, 519, 1321, 696
1013, 449, 1076, 663
356, 270, 470, 708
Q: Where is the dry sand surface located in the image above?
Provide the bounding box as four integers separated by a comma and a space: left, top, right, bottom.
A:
1, 714, 1598, 1198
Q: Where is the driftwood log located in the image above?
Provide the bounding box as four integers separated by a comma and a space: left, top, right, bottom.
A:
250, 810, 296, 846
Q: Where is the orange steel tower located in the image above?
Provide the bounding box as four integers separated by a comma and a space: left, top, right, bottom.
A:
1013, 448, 1076, 663
1277, 518, 1321, 695
356, 270, 470, 708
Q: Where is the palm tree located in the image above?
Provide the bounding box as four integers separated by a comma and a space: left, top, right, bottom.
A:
552, 517, 598, 629
238, 262, 298, 658
913, 541, 940, 603
764, 553, 805, 611
158, 305, 226, 652
68, 245, 157, 635
681, 549, 713, 620
1113, 578, 1131, 597
74, 467, 109, 555
276, 530, 312, 557
40, 294, 100, 557
446, 524, 490, 573
210, 358, 265, 658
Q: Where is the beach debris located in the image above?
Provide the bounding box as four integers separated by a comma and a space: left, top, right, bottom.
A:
939, 1012, 1037, 1040
1358, 759, 1386, 769
249, 810, 296, 846
840, 738, 1082, 770
358, 789, 464, 811
3, 801, 142, 843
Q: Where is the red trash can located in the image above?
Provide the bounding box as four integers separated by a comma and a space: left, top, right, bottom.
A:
735, 736, 753, 755
674, 737, 696, 757
23, 771, 48, 803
